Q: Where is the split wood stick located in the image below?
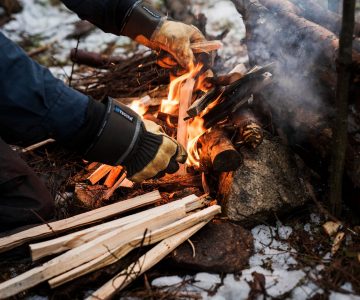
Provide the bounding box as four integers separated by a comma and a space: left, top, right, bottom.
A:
30, 195, 199, 260
86, 221, 210, 300
0, 190, 161, 254
21, 138, 55, 153
177, 78, 196, 175
87, 164, 113, 185
0, 196, 207, 298
190, 40, 223, 53
103, 172, 127, 200
104, 166, 123, 188
49, 205, 220, 288
86, 161, 100, 171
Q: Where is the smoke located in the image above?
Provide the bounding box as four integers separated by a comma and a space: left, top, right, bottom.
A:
231, 0, 338, 142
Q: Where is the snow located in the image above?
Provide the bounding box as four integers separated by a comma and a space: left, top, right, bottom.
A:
192, 0, 248, 71
151, 224, 359, 300
3, 0, 133, 63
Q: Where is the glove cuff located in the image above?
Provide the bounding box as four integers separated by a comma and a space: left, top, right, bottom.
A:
121, 0, 166, 40
84, 98, 143, 165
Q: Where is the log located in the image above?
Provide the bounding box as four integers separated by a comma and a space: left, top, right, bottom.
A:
232, 109, 263, 149
86, 221, 210, 300
177, 78, 196, 175
196, 128, 242, 172
29, 195, 199, 260
87, 164, 113, 185
0, 196, 208, 298
0, 191, 161, 253
230, 0, 360, 188
70, 49, 123, 68
48, 205, 220, 288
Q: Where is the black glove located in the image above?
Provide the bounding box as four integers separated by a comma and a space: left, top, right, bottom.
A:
66, 97, 186, 182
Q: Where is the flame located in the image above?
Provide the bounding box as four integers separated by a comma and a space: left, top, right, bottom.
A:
187, 117, 206, 168
129, 100, 147, 116
160, 64, 203, 115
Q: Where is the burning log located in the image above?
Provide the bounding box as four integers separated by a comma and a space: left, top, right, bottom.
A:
177, 77, 196, 175
196, 128, 242, 172
202, 64, 273, 128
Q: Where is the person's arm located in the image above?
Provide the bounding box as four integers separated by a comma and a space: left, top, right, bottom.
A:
60, 0, 138, 35
61, 0, 208, 69
0, 32, 91, 146
0, 32, 185, 181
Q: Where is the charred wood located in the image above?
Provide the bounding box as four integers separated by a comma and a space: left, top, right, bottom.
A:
197, 128, 242, 172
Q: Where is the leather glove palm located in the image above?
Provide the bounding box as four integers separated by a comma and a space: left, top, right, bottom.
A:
136, 20, 207, 69
126, 120, 187, 182
121, 2, 207, 70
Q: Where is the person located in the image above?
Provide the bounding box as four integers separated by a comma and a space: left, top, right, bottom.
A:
0, 0, 208, 231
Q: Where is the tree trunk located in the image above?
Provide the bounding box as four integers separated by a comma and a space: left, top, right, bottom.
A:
329, 0, 356, 216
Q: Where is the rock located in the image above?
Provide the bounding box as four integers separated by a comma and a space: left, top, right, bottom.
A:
170, 221, 253, 273
218, 136, 310, 224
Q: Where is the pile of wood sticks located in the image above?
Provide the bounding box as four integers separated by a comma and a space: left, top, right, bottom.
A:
0, 191, 220, 299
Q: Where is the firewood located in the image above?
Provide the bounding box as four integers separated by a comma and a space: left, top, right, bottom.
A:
85, 221, 211, 300
0, 191, 161, 253
190, 40, 223, 53
104, 166, 123, 188
177, 78, 196, 175
30, 195, 200, 260
232, 109, 263, 149
70, 41, 221, 69
21, 138, 55, 153
87, 164, 113, 185
197, 128, 242, 172
70, 49, 123, 68
202, 64, 273, 128
0, 196, 209, 298
48, 205, 220, 288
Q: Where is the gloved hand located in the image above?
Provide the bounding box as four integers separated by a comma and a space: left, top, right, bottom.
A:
121, 1, 207, 70
137, 20, 207, 70
67, 98, 187, 183
126, 120, 187, 182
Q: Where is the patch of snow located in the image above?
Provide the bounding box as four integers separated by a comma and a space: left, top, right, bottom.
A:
151, 275, 185, 287
303, 223, 312, 233
193, 273, 222, 290
291, 282, 324, 300
192, 0, 247, 71
330, 292, 360, 300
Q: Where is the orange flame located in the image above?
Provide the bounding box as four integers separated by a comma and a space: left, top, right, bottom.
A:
187, 117, 206, 167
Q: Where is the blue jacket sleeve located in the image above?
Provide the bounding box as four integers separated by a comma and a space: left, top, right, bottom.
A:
61, 0, 137, 35
0, 32, 89, 146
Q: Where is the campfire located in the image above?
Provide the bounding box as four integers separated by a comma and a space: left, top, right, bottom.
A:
73, 42, 274, 201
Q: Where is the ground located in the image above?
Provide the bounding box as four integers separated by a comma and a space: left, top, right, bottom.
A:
0, 0, 359, 299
